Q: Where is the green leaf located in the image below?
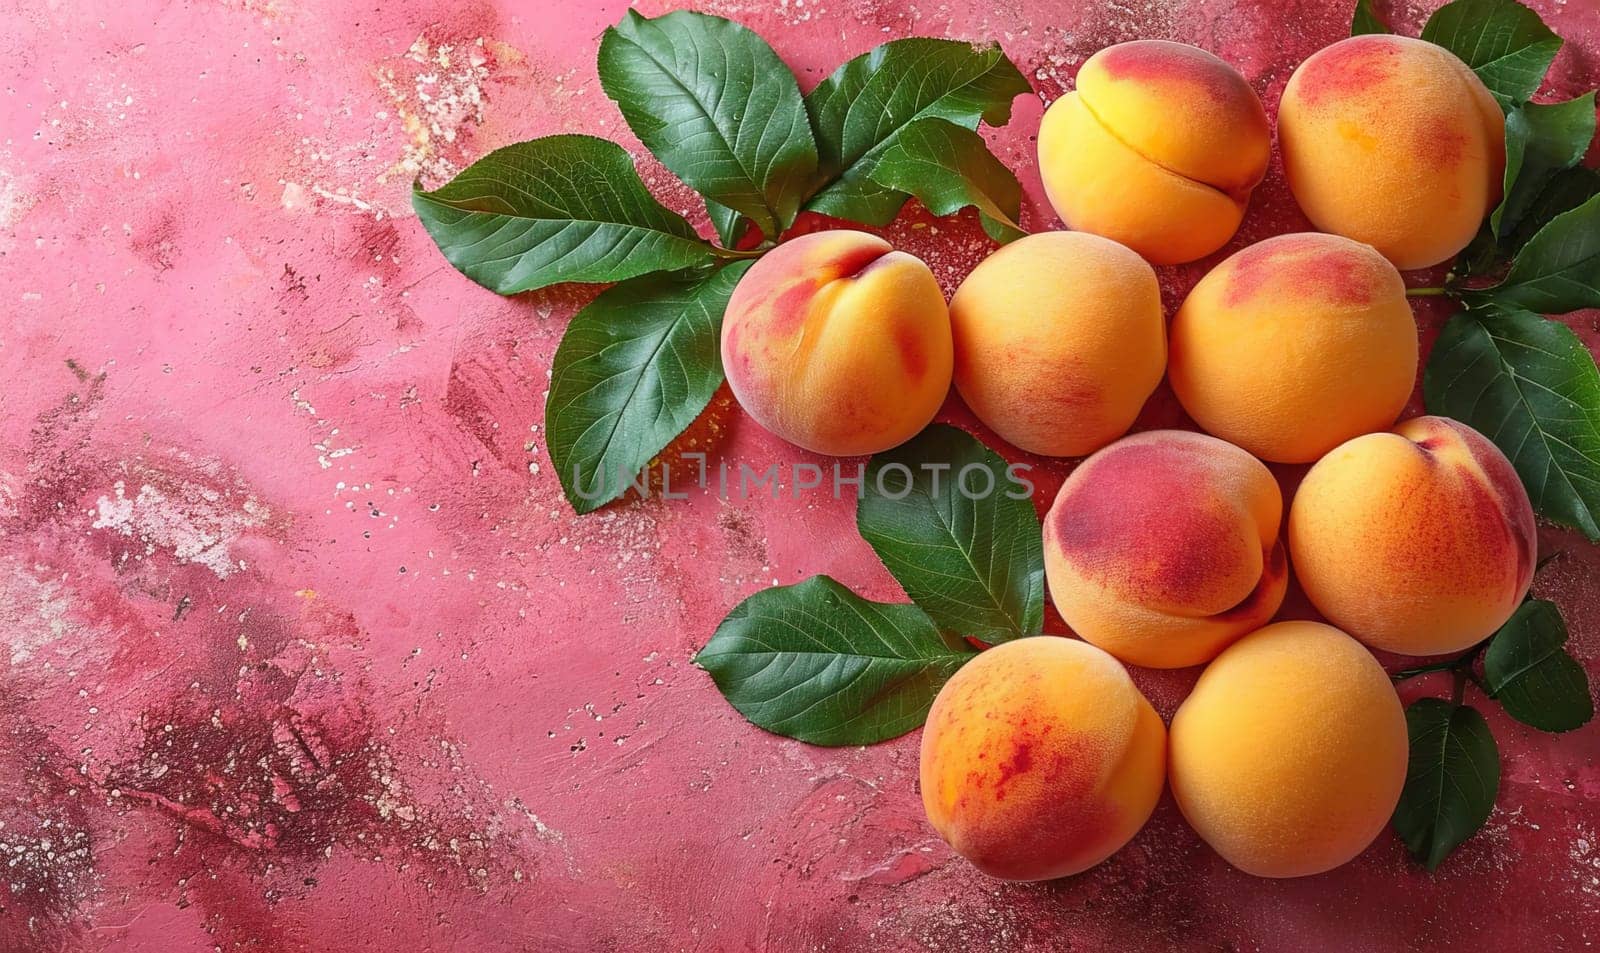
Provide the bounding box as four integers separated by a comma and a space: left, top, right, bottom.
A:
857, 425, 1043, 644
598, 10, 817, 241
1484, 599, 1595, 732
860, 118, 1026, 243
547, 261, 751, 514
1393, 699, 1500, 871
1420, 0, 1561, 108
696, 576, 978, 745
1507, 166, 1600, 254
706, 200, 751, 249
1493, 93, 1596, 236
1462, 164, 1600, 277
412, 135, 714, 295
1351, 0, 1391, 35
1466, 194, 1600, 314
805, 38, 1031, 225
1423, 309, 1600, 540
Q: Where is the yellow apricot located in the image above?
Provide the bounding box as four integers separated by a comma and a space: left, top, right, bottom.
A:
920, 637, 1166, 881
949, 231, 1165, 457
1169, 621, 1409, 878
1043, 430, 1287, 668
720, 230, 952, 456
1278, 34, 1506, 269
1289, 416, 1536, 656
1169, 233, 1419, 463
1038, 40, 1269, 264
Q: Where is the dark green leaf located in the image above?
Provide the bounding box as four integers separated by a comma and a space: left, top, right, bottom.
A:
547, 261, 751, 514
860, 118, 1025, 243
1507, 165, 1600, 253
1466, 194, 1600, 314
1420, 0, 1561, 107
1351, 0, 1391, 35
706, 200, 751, 249
1393, 699, 1500, 870
1462, 164, 1600, 277
1423, 309, 1600, 540
412, 135, 713, 294
1458, 222, 1503, 278
696, 576, 978, 745
598, 10, 817, 241
858, 425, 1043, 643
805, 38, 1031, 225
1493, 94, 1596, 236
1484, 599, 1594, 732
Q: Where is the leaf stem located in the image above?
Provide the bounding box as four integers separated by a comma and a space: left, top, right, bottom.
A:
1406, 286, 1450, 297
709, 245, 768, 260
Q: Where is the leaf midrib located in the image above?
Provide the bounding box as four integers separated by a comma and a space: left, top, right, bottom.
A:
611, 26, 783, 233
812, 51, 1007, 198
1440, 319, 1600, 534
554, 279, 722, 504
415, 188, 700, 240
1486, 327, 1600, 523
883, 494, 1022, 632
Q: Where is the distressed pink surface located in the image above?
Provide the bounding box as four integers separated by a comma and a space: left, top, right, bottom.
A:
2, 0, 1599, 950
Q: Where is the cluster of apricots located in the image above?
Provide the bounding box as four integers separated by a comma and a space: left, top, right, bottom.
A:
718, 34, 1533, 879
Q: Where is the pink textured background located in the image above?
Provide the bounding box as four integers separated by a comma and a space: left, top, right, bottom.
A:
2, 0, 1598, 950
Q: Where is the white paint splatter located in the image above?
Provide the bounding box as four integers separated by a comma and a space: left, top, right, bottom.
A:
90, 477, 269, 578
0, 566, 80, 667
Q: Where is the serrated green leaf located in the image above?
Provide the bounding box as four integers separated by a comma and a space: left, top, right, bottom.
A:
805, 38, 1031, 225
598, 9, 817, 241
859, 118, 1026, 243
412, 135, 714, 294
1352, 0, 1391, 35
1493, 93, 1596, 236
1420, 0, 1561, 108
857, 424, 1043, 644
1466, 193, 1600, 314
1423, 309, 1600, 540
1484, 599, 1595, 732
547, 261, 751, 514
696, 576, 977, 745
1393, 699, 1500, 871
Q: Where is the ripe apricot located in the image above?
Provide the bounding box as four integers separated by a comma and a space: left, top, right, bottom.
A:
1289, 416, 1536, 656
1278, 34, 1505, 269
720, 230, 952, 456
1168, 233, 1419, 463
920, 637, 1165, 881
1037, 40, 1270, 264
1169, 621, 1409, 878
1043, 430, 1287, 669
949, 231, 1165, 457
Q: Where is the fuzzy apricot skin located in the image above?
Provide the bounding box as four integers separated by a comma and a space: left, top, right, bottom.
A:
1037, 40, 1270, 264
1042, 430, 1287, 669
719, 230, 953, 456
1168, 233, 1419, 464
1288, 416, 1536, 656
1169, 621, 1409, 878
1278, 34, 1506, 270
949, 231, 1165, 457
919, 637, 1166, 881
